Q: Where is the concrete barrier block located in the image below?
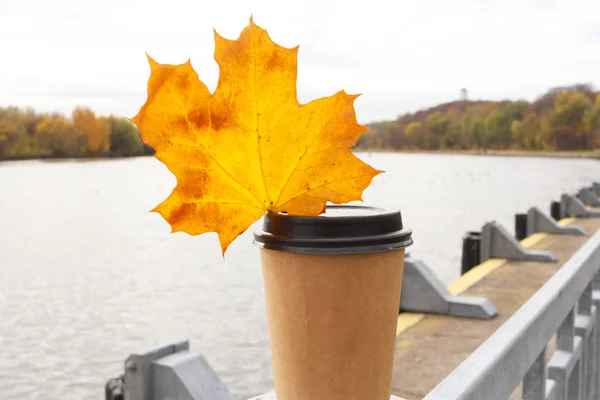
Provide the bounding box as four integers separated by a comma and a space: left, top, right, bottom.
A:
526, 207, 586, 236
400, 258, 497, 319
481, 222, 557, 263
125, 339, 190, 400
578, 188, 600, 207
562, 194, 600, 218
153, 351, 233, 400
122, 339, 232, 400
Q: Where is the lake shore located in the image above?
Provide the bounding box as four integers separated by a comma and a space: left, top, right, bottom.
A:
0, 153, 150, 163
1, 149, 599, 163
362, 149, 600, 160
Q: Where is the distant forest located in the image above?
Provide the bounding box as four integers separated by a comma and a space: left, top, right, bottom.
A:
1, 84, 599, 161
0, 106, 153, 160
356, 84, 600, 152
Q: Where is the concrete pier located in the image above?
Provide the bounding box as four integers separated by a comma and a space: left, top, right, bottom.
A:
104, 198, 600, 400
391, 215, 600, 400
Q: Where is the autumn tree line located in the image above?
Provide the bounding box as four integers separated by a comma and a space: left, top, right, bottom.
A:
2, 84, 599, 161
355, 85, 600, 152
0, 106, 153, 160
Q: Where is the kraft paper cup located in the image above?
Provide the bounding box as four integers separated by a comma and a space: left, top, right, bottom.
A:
253, 205, 413, 400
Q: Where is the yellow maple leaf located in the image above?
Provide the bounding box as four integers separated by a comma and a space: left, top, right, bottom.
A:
131, 18, 383, 254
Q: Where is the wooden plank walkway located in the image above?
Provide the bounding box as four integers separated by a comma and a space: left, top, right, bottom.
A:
391, 216, 600, 400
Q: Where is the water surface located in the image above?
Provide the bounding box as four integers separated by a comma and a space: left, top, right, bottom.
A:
1, 153, 599, 399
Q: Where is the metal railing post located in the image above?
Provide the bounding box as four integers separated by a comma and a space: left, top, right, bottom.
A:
592, 270, 600, 399
576, 284, 596, 400
549, 308, 583, 400
557, 309, 575, 353
522, 348, 547, 400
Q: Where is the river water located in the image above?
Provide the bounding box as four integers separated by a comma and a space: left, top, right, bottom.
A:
1, 153, 599, 399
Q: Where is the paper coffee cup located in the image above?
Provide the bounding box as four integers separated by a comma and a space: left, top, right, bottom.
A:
254, 205, 412, 400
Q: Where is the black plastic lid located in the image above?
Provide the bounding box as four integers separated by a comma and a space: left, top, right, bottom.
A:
253, 205, 413, 254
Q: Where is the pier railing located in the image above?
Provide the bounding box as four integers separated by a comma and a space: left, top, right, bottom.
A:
423, 229, 600, 400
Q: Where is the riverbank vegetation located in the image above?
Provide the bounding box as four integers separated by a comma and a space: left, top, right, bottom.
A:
356, 84, 600, 152
2, 84, 600, 161
0, 106, 153, 160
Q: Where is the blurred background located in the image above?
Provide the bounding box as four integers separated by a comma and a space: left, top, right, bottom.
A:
1, 1, 600, 399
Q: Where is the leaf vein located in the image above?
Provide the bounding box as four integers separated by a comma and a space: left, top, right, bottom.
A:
159, 80, 264, 208
271, 95, 355, 206
276, 172, 377, 208
252, 34, 272, 207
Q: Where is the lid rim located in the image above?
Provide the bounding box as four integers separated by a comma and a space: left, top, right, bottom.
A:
253, 237, 414, 255
253, 204, 413, 255
253, 228, 413, 243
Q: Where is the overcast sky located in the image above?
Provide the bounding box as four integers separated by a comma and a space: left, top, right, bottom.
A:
1, 0, 599, 123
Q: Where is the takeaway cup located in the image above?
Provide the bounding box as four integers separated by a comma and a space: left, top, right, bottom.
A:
253, 205, 413, 400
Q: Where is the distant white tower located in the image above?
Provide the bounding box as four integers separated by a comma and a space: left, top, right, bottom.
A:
460, 88, 468, 101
